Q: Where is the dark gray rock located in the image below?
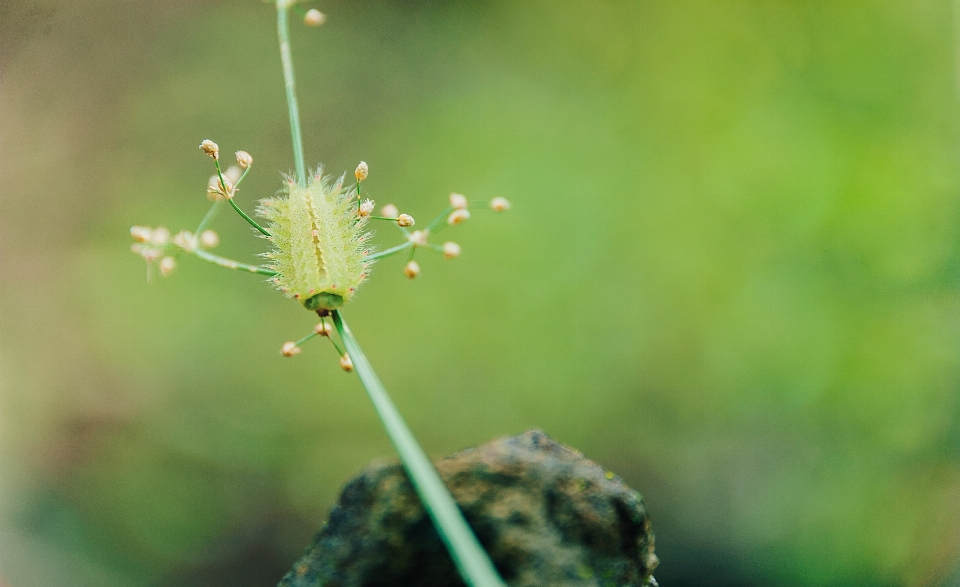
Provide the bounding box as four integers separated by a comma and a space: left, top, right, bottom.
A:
278, 430, 658, 587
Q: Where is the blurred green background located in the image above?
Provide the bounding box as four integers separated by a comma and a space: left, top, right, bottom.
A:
3, 1, 960, 586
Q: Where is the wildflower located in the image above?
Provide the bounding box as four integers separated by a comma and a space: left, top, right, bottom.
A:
314, 322, 332, 337
173, 230, 196, 252
359, 199, 374, 217
200, 139, 219, 159
403, 260, 421, 279
130, 225, 152, 243
355, 161, 368, 182
150, 226, 171, 246
447, 209, 470, 225
397, 213, 415, 227
339, 354, 354, 372
409, 230, 428, 246
381, 204, 399, 219
442, 241, 461, 259
490, 197, 511, 212
281, 341, 301, 357
158, 256, 177, 277
304, 9, 326, 27
200, 229, 220, 248
235, 150, 253, 169
449, 192, 467, 210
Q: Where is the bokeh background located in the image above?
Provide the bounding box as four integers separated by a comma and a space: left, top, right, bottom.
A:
3, 1, 960, 585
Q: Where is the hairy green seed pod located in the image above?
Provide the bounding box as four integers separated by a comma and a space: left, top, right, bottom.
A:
258, 170, 372, 312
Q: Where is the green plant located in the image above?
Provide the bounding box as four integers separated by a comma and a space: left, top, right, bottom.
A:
128, 2, 510, 586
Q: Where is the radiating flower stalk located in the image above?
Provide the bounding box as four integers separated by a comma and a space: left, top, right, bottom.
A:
129, 2, 510, 587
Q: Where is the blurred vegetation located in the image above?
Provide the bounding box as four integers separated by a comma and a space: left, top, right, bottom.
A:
2, 1, 960, 586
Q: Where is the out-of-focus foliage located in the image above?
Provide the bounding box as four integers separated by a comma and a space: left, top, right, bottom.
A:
2, 1, 960, 586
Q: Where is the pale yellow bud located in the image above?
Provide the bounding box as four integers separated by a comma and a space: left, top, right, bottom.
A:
173, 230, 196, 252
224, 165, 243, 183
281, 341, 302, 357
355, 161, 368, 182
442, 241, 461, 259
409, 230, 429, 246
150, 226, 171, 246
158, 256, 177, 277
447, 209, 470, 225
339, 354, 354, 372
449, 192, 468, 210
304, 9, 326, 26
200, 229, 219, 248
235, 150, 253, 169
403, 260, 421, 279
359, 199, 375, 217
490, 197, 511, 212
200, 139, 219, 159
397, 213, 415, 227
314, 322, 332, 337
130, 225, 152, 243
141, 247, 162, 263
381, 204, 399, 219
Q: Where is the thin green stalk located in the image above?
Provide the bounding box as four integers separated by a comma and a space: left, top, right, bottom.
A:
332, 311, 506, 587
194, 248, 277, 276
277, 2, 307, 186
367, 241, 413, 261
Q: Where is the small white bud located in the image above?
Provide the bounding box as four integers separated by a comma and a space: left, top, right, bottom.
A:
235, 150, 253, 169
359, 199, 375, 217
130, 225, 152, 243
304, 9, 326, 26
314, 322, 332, 337
200, 229, 220, 249
339, 354, 354, 372
150, 226, 171, 246
381, 204, 399, 219
173, 230, 196, 252
158, 256, 177, 277
490, 197, 511, 212
409, 230, 429, 246
403, 260, 421, 279
141, 247, 162, 263
447, 209, 470, 225
200, 139, 219, 159
224, 165, 243, 184
355, 161, 368, 182
281, 341, 302, 357
449, 192, 468, 210
442, 241, 461, 259
396, 213, 415, 227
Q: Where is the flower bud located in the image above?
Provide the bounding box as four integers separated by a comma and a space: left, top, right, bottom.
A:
130, 225, 152, 243
409, 230, 428, 246
339, 354, 354, 372
355, 161, 368, 182
490, 197, 511, 212
381, 204, 399, 219
200, 139, 219, 159
359, 199, 374, 217
447, 209, 470, 225
150, 226, 171, 246
314, 321, 332, 337
281, 341, 301, 357
442, 241, 461, 259
449, 192, 467, 210
304, 9, 326, 26
235, 150, 253, 169
224, 165, 243, 184
158, 256, 177, 277
397, 213, 415, 227
200, 229, 219, 248
173, 230, 196, 252
403, 260, 421, 279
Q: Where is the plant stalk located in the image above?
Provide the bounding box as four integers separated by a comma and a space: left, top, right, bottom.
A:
332, 311, 506, 587
276, 5, 506, 587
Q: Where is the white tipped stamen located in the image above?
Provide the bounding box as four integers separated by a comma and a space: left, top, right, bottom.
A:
447, 209, 470, 225
409, 230, 429, 246
130, 225, 152, 243
355, 161, 368, 182
339, 354, 354, 372
403, 260, 421, 279
200, 139, 219, 159
490, 197, 511, 212
304, 9, 326, 26
200, 230, 219, 249
235, 150, 253, 169
397, 213, 415, 227
449, 192, 467, 210
158, 256, 177, 277
150, 226, 171, 246
359, 199, 375, 217
442, 241, 461, 259
281, 341, 301, 357
381, 204, 399, 219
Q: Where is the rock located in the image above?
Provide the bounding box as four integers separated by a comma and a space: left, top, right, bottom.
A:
278, 430, 658, 587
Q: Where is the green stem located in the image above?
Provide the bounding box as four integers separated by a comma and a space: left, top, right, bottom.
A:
332, 312, 506, 587
367, 241, 413, 261
193, 248, 277, 276
277, 2, 307, 186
